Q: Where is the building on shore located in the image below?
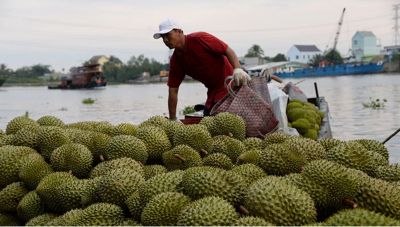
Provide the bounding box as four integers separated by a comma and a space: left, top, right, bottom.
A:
286, 45, 322, 64
352, 31, 381, 62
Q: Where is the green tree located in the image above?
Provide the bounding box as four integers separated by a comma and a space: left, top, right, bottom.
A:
0, 64, 12, 76
245, 44, 264, 57
13, 64, 51, 77
309, 54, 324, 67
325, 49, 343, 65
272, 53, 287, 62
103, 56, 123, 81
31, 64, 52, 76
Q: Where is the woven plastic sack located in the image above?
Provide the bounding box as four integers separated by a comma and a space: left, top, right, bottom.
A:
210, 77, 279, 138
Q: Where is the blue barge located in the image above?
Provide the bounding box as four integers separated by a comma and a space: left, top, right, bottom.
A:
275, 62, 384, 78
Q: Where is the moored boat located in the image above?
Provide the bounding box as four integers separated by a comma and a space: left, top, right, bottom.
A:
275, 62, 384, 78
48, 63, 106, 89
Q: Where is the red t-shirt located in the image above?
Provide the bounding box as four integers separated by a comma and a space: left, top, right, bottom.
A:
167, 32, 233, 109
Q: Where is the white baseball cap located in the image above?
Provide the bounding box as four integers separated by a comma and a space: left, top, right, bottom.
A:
153, 19, 182, 39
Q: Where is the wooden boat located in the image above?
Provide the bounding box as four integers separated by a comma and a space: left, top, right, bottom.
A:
48, 64, 106, 89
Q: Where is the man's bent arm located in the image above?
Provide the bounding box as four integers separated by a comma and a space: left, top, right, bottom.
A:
225, 46, 241, 69
168, 87, 179, 120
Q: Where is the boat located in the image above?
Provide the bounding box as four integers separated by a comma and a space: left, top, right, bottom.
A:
274, 62, 384, 78
48, 63, 106, 89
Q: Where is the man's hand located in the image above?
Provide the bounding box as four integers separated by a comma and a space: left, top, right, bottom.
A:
233, 68, 251, 86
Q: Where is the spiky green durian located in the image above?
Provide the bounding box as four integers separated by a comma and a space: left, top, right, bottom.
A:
0, 182, 28, 213
242, 176, 317, 226
180, 168, 245, 204
162, 144, 202, 170
139, 115, 169, 128
36, 126, 71, 160
210, 135, 246, 162
173, 124, 212, 153
6, 116, 39, 135
243, 137, 263, 150
125, 191, 144, 221
47, 178, 97, 214
283, 173, 332, 209
104, 135, 148, 164
141, 192, 191, 226
326, 141, 387, 176
287, 101, 304, 110
303, 128, 318, 140
0, 145, 36, 188
302, 159, 367, 208
236, 149, 263, 165
212, 112, 246, 140
374, 164, 400, 182
138, 116, 183, 143
112, 123, 137, 136
95, 168, 145, 208
199, 116, 218, 136
323, 208, 400, 226
90, 157, 144, 178
283, 136, 326, 161
230, 163, 267, 187
64, 128, 94, 151
12, 125, 40, 148
50, 143, 93, 178
259, 143, 306, 175
203, 153, 233, 170
291, 118, 312, 134
35, 172, 78, 212
46, 208, 83, 226
177, 196, 238, 226
16, 191, 44, 221
318, 138, 342, 151
25, 213, 58, 226
352, 139, 389, 161
139, 170, 184, 205
75, 203, 124, 226
233, 216, 274, 226
262, 131, 291, 148
135, 125, 171, 162
66, 121, 95, 131
36, 115, 65, 127
18, 153, 53, 190
158, 120, 184, 143
119, 218, 140, 226
91, 121, 115, 135
90, 131, 112, 162
143, 164, 167, 180
0, 134, 14, 146
354, 176, 400, 219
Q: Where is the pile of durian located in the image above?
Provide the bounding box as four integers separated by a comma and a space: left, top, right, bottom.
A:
0, 113, 399, 226
287, 99, 325, 140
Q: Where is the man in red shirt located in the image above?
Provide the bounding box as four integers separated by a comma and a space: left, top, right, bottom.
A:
153, 19, 250, 120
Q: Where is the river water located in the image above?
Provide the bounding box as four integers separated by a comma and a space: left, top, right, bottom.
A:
1, 73, 399, 163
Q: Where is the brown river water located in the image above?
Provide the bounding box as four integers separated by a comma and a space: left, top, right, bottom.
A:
1, 73, 399, 163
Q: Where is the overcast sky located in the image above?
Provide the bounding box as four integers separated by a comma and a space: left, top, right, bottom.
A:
0, 0, 397, 71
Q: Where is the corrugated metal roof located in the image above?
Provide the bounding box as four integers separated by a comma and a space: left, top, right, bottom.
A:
294, 45, 321, 52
